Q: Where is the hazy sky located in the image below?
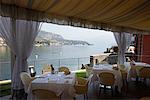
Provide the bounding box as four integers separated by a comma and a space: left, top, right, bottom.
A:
41, 23, 116, 46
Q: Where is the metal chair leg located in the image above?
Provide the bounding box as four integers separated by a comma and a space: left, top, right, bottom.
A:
86, 93, 88, 100
111, 86, 113, 96
99, 86, 101, 96
104, 85, 106, 93
84, 94, 85, 100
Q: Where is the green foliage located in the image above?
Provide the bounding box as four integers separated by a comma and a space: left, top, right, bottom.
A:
0, 83, 11, 97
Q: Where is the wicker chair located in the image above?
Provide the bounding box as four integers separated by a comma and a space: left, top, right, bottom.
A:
42, 64, 52, 74
139, 67, 150, 85
58, 67, 70, 75
20, 72, 36, 93
32, 89, 60, 100
98, 72, 115, 96
74, 77, 89, 100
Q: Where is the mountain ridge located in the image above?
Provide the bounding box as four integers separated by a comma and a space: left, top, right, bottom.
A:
35, 30, 91, 46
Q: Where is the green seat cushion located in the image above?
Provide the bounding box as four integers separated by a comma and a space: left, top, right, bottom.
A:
75, 69, 87, 78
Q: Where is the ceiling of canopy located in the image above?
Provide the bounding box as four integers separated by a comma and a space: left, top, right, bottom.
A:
1, 0, 150, 33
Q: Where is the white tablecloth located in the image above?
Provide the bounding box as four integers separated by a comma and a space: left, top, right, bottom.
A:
28, 72, 76, 100
124, 62, 150, 81
92, 64, 123, 92
134, 62, 150, 68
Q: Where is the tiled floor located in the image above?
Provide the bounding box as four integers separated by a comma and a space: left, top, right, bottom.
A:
84, 80, 150, 100
0, 95, 11, 100
1, 79, 150, 100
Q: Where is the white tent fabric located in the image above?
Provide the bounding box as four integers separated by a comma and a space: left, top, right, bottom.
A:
0, 17, 41, 90
113, 32, 132, 65
1, 1, 150, 34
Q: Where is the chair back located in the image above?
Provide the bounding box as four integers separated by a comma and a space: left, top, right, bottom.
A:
32, 89, 60, 100
58, 67, 69, 72
74, 77, 89, 94
42, 65, 52, 74
139, 67, 150, 78
58, 67, 70, 75
20, 72, 32, 93
99, 72, 115, 86
76, 77, 88, 85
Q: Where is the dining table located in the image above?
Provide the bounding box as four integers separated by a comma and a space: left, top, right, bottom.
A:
91, 64, 123, 92
28, 72, 76, 100
124, 62, 150, 81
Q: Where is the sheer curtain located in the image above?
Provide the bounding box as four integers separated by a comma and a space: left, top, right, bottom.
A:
113, 32, 132, 65
0, 17, 41, 90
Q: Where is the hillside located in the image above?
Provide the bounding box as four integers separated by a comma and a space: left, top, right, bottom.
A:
35, 31, 91, 46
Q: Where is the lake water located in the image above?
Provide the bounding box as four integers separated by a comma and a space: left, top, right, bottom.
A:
0, 42, 115, 80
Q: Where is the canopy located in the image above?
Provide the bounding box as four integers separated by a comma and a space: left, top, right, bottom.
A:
1, 0, 150, 33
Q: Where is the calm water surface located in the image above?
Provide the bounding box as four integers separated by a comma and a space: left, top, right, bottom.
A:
0, 42, 114, 80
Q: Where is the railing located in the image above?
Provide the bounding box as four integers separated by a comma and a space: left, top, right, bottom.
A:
0, 57, 90, 80
1, 54, 150, 81
28, 57, 90, 76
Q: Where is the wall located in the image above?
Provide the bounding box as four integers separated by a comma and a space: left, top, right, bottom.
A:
141, 35, 150, 64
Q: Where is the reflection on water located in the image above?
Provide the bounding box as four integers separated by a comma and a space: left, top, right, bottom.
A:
29, 45, 63, 60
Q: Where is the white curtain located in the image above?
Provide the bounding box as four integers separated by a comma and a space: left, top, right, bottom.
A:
113, 32, 132, 65
0, 17, 41, 90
